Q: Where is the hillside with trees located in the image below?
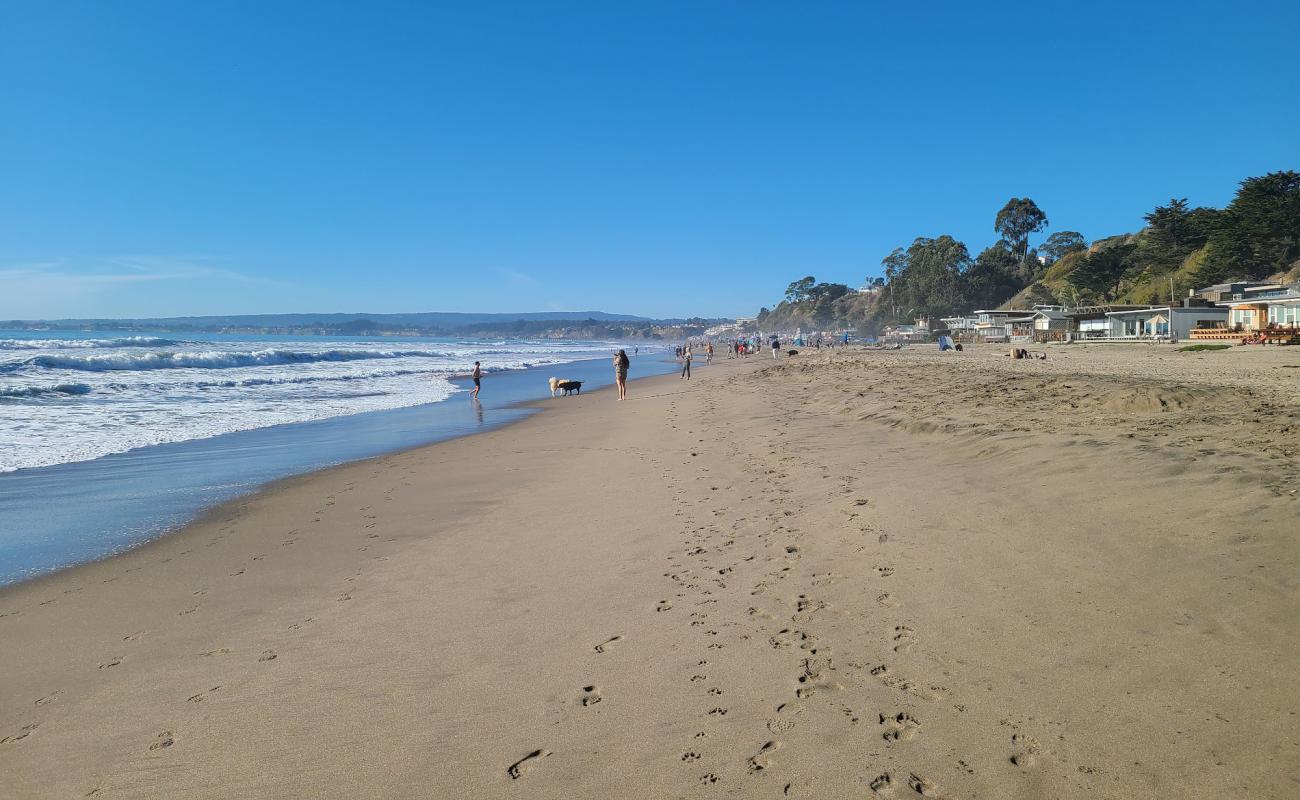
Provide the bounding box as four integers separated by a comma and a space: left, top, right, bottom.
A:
754, 170, 1299, 335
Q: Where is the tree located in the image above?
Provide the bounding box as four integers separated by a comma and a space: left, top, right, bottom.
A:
994, 198, 1049, 263
881, 248, 909, 322
1198, 171, 1300, 284
1040, 231, 1087, 264
1070, 243, 1137, 299
810, 291, 840, 328
1136, 198, 1215, 272
964, 241, 1023, 309
898, 235, 971, 319
784, 276, 816, 304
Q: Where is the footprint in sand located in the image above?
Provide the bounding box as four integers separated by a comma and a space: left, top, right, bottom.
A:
580, 686, 602, 707
594, 636, 622, 654
1010, 732, 1041, 767
879, 711, 921, 741
868, 773, 894, 795
148, 731, 174, 751
656, 600, 673, 612
907, 773, 939, 796
892, 625, 916, 652
258, 650, 277, 662
681, 751, 701, 763
98, 658, 122, 670
506, 749, 551, 780
876, 566, 895, 578
747, 740, 781, 772
1, 723, 39, 745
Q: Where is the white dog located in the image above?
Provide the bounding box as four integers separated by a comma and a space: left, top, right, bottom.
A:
548, 377, 572, 397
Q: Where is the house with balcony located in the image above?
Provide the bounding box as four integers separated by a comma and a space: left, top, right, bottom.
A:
1208, 284, 1300, 338
971, 309, 1033, 343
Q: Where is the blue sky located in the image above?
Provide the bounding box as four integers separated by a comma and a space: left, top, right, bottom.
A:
3, 0, 1297, 320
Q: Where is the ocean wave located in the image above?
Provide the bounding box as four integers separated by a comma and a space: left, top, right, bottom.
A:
190, 368, 434, 388
0, 383, 93, 399
4, 348, 446, 373
0, 336, 187, 350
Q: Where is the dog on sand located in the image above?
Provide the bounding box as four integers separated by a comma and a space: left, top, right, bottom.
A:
548, 377, 571, 397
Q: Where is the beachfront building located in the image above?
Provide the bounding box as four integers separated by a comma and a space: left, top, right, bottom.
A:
882, 319, 931, 343
1031, 308, 1071, 342
1005, 314, 1037, 343
971, 310, 1031, 343
938, 315, 978, 340
1063, 305, 1150, 340
1215, 284, 1300, 333
1193, 281, 1288, 304
1102, 305, 1229, 341
1262, 290, 1300, 328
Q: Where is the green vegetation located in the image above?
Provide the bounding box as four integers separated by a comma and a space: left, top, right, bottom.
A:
755, 171, 1300, 335
1176, 344, 1232, 352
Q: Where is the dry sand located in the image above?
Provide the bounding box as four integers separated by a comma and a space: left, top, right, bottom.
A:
1, 344, 1297, 799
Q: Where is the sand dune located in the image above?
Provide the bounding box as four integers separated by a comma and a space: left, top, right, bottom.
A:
1, 345, 1296, 798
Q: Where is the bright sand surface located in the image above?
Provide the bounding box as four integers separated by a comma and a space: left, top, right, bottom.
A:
1, 345, 1297, 799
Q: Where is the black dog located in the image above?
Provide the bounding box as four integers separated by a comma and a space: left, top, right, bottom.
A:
786, 349, 799, 356
557, 380, 583, 395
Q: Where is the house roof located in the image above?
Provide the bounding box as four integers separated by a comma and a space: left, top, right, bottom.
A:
1106, 306, 1227, 317
1216, 289, 1300, 307
1031, 309, 1069, 320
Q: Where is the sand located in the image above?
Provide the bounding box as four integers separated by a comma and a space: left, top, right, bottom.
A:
1, 344, 1297, 799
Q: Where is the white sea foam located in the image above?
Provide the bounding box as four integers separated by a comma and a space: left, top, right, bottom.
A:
0, 336, 186, 350
0, 332, 630, 472
4, 347, 446, 373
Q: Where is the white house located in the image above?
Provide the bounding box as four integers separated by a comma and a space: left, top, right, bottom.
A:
971, 309, 1032, 343
1103, 306, 1228, 341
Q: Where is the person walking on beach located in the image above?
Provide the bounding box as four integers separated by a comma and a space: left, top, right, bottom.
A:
706, 341, 714, 364
771, 336, 780, 359
470, 361, 482, 400
614, 349, 630, 401
681, 345, 692, 379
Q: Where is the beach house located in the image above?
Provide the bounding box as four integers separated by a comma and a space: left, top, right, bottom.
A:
1102, 304, 1228, 341
971, 309, 1032, 343
1215, 284, 1300, 334
1030, 307, 1071, 342
937, 314, 979, 340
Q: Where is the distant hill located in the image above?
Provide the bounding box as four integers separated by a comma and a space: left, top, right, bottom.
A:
0, 310, 729, 340
7, 310, 652, 330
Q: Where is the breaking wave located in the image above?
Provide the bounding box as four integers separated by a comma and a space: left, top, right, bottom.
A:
0, 336, 187, 350
4, 348, 444, 373
0, 383, 93, 399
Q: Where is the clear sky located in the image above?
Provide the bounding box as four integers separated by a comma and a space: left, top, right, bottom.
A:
3, 0, 1297, 320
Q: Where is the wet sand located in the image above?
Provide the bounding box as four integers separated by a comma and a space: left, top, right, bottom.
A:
2, 345, 1297, 798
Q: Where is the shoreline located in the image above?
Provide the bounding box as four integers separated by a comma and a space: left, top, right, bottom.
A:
1, 360, 679, 598
1, 346, 1295, 798
0, 352, 680, 588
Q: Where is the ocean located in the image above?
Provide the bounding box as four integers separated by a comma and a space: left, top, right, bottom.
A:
0, 331, 676, 585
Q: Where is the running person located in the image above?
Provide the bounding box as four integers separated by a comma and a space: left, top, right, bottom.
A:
470, 361, 482, 400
